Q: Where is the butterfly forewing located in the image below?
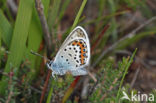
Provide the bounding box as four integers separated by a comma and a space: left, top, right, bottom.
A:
60, 26, 88, 48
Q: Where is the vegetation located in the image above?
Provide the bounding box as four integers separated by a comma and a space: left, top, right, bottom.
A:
0, 0, 156, 103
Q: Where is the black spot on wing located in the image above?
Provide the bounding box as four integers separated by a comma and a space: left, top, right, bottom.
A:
68, 54, 72, 57
76, 60, 79, 63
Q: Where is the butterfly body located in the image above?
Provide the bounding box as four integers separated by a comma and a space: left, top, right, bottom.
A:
47, 26, 90, 78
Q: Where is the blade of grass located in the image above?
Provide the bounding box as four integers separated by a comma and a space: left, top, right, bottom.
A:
116, 29, 156, 50
71, 0, 87, 30
108, 0, 118, 42
0, 9, 13, 48
98, 0, 106, 17
0, 28, 1, 49
46, 79, 56, 103
91, 24, 110, 53
26, 0, 50, 81
92, 16, 156, 67
84, 10, 128, 26
117, 48, 137, 99
0, 0, 34, 95
58, 0, 71, 21
47, 0, 61, 32
54, 0, 71, 34
62, 76, 80, 103
1, 0, 14, 23
46, 0, 61, 52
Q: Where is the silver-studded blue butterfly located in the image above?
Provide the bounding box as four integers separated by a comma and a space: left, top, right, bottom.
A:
47, 26, 90, 78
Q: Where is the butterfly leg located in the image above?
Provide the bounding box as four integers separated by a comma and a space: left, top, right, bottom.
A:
52, 71, 56, 78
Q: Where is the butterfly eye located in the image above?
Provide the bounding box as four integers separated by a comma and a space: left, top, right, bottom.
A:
49, 63, 51, 66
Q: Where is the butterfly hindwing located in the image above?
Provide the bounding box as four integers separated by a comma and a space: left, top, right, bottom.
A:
70, 68, 87, 76
54, 26, 90, 71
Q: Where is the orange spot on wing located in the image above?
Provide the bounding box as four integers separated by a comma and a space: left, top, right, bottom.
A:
72, 41, 86, 65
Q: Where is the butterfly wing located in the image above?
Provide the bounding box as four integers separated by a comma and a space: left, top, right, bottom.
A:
53, 26, 90, 71
60, 26, 89, 49
70, 68, 87, 76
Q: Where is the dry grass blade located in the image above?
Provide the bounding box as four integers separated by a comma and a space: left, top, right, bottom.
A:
93, 16, 156, 67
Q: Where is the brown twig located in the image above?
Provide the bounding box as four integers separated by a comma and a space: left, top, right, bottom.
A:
7, 0, 18, 15
91, 24, 110, 53
35, 0, 53, 103
6, 71, 14, 103
35, 0, 52, 57
92, 16, 156, 67
40, 71, 51, 103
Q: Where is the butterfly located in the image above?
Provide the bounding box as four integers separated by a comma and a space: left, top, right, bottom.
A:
47, 26, 90, 78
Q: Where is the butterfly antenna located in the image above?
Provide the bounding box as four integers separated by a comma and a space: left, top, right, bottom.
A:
30, 50, 50, 62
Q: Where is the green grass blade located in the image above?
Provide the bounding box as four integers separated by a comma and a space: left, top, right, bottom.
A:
46, 80, 55, 103
0, 0, 34, 95
0, 27, 1, 49
0, 9, 13, 47
58, 0, 71, 21
117, 48, 137, 99
108, 0, 118, 42
71, 0, 87, 30
26, 13, 43, 80
47, 0, 61, 32
98, 0, 106, 17
26, 0, 50, 81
